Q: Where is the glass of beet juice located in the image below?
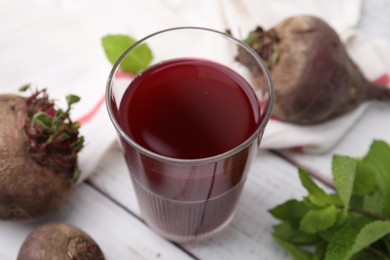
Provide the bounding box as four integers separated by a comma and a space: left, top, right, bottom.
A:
106, 27, 273, 242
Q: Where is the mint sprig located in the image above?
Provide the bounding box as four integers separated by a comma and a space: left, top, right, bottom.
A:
271, 140, 390, 259
102, 34, 153, 74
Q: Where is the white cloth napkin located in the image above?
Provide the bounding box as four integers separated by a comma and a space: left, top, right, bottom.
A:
1, 0, 390, 183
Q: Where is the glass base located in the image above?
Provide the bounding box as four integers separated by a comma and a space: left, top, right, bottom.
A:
145, 210, 236, 243
132, 176, 245, 243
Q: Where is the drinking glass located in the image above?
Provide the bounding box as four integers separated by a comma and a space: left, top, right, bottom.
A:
106, 27, 273, 242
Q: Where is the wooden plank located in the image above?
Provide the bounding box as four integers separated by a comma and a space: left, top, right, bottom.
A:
0, 183, 193, 260
89, 142, 307, 259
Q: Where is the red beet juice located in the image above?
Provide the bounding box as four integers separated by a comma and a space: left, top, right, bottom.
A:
114, 58, 262, 240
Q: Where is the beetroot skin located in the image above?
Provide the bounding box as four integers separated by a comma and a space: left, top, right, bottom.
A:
17, 223, 105, 260
0, 89, 83, 220
237, 15, 390, 124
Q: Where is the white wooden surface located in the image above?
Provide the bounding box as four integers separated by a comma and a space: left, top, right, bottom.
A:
1, 0, 390, 259
0, 184, 194, 260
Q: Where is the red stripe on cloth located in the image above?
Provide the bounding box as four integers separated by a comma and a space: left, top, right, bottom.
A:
290, 146, 304, 153
115, 70, 134, 79
76, 95, 105, 125
374, 73, 390, 86
75, 72, 135, 125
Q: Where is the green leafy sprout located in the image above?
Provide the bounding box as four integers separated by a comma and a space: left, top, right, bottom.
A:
236, 26, 280, 70
21, 85, 84, 183
270, 140, 390, 260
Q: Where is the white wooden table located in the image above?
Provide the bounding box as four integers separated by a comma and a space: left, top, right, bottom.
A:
1, 1, 390, 259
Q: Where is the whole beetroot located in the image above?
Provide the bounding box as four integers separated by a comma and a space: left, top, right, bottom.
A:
237, 15, 390, 124
0, 87, 83, 220
17, 223, 105, 260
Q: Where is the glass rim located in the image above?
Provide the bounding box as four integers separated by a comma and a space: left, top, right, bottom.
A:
106, 26, 274, 164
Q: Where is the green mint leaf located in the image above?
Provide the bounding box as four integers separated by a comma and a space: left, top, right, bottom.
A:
313, 241, 328, 260
18, 84, 31, 92
353, 159, 376, 196
325, 224, 360, 260
349, 195, 364, 210
363, 140, 390, 216
273, 236, 313, 260
66, 94, 81, 107
269, 199, 309, 228
102, 34, 153, 74
300, 204, 338, 233
329, 194, 343, 206
318, 226, 339, 242
349, 220, 390, 256
32, 111, 52, 130
102, 34, 135, 65
335, 203, 349, 226
273, 222, 319, 244
299, 168, 332, 207
332, 155, 357, 214
325, 217, 372, 260
363, 191, 384, 215
271, 140, 390, 260
350, 249, 385, 260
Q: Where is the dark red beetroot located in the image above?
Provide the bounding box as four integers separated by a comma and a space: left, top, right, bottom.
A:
0, 87, 83, 220
237, 15, 390, 124
17, 223, 105, 260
